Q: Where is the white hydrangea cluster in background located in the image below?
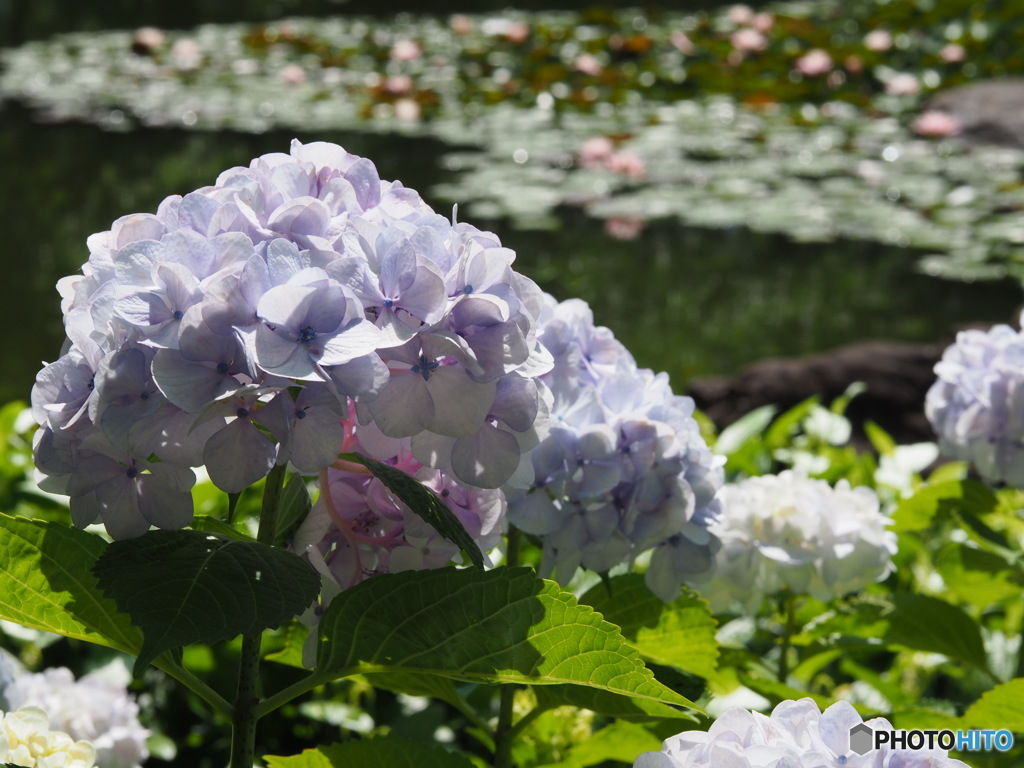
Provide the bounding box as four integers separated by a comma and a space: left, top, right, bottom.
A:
925, 321, 1024, 487
0, 706, 96, 768
2, 663, 148, 768
634, 698, 970, 767
700, 471, 897, 613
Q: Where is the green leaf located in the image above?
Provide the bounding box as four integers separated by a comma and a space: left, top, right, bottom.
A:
263, 619, 310, 668
93, 529, 321, 674
579, 575, 718, 680
339, 452, 483, 568
190, 515, 256, 542
962, 678, 1024, 731
764, 396, 819, 448
535, 721, 662, 768
0, 512, 141, 654
715, 405, 776, 456
892, 480, 998, 533
532, 684, 696, 722
864, 421, 896, 456
265, 737, 475, 768
314, 566, 697, 712
884, 593, 989, 673
276, 473, 313, 546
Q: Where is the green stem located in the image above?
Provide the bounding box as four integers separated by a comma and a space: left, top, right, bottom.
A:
154, 658, 232, 719
493, 528, 523, 768
254, 672, 330, 720
230, 633, 262, 768
229, 464, 287, 767
778, 595, 797, 684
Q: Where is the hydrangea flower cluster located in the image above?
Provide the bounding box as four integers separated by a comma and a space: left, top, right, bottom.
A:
0, 706, 97, 768
634, 698, 970, 767
293, 413, 506, 596
3, 665, 149, 768
506, 297, 724, 602
700, 471, 897, 613
31, 139, 553, 538
925, 321, 1024, 487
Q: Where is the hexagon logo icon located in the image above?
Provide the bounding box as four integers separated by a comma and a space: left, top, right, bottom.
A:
849, 723, 874, 755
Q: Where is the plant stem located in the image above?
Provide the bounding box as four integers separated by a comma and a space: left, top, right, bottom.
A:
155, 657, 232, 719
493, 528, 523, 768
230, 633, 262, 768
254, 672, 330, 720
777, 595, 797, 684
229, 464, 287, 767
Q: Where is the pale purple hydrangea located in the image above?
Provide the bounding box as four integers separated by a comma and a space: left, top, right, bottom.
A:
925, 321, 1024, 487
635, 699, 970, 767
506, 296, 724, 602
3, 665, 149, 768
701, 471, 897, 614
32, 140, 552, 538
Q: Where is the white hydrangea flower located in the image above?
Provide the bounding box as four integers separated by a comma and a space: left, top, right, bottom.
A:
634, 699, 970, 767
3, 664, 148, 768
925, 322, 1024, 486
700, 471, 896, 613
0, 706, 97, 768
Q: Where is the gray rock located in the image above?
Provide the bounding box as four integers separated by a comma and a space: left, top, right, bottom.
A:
926, 79, 1024, 148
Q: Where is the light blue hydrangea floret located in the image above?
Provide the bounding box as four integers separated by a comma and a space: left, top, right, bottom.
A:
925, 320, 1024, 487
507, 297, 724, 602
31, 140, 553, 538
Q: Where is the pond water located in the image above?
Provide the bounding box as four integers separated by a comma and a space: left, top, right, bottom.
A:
2, 2, 1022, 406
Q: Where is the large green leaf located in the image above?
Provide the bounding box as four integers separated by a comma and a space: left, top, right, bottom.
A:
883, 593, 989, 673
962, 678, 1024, 731
93, 529, 321, 674
338, 452, 483, 568
265, 737, 475, 768
580, 575, 718, 679
0, 512, 140, 654
892, 480, 998, 533
313, 566, 697, 712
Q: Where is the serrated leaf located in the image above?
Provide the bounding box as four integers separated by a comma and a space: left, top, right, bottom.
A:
892, 480, 998, 533
535, 721, 662, 768
0, 511, 141, 654
265, 737, 475, 768
93, 529, 321, 674
884, 593, 989, 673
962, 679, 1024, 731
339, 452, 483, 568
580, 575, 718, 680
314, 567, 697, 712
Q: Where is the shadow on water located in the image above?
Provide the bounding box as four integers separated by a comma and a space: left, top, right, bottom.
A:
2, 100, 1020, 404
